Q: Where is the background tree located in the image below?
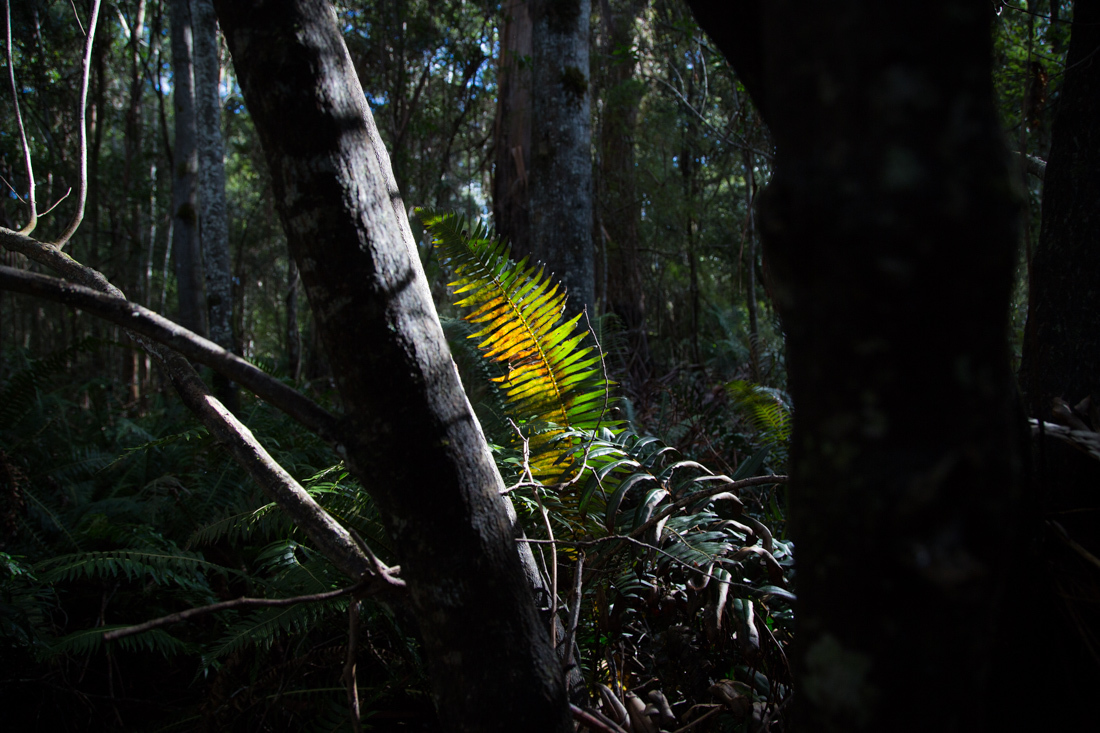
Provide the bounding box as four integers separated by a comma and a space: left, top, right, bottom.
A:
594, 0, 650, 381
170, 0, 206, 337
492, 0, 532, 256
527, 0, 595, 315
192, 0, 237, 408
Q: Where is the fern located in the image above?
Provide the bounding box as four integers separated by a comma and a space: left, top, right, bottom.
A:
35, 548, 235, 590
50, 625, 190, 658
727, 379, 792, 467
419, 209, 615, 478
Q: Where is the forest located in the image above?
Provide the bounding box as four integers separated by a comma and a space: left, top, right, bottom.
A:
0, 0, 1097, 731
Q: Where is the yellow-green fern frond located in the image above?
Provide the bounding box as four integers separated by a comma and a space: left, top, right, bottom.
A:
419, 209, 615, 479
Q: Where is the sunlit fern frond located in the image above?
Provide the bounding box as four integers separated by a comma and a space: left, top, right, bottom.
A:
727, 379, 792, 467
419, 209, 615, 479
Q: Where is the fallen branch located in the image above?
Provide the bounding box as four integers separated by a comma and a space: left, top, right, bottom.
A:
0, 232, 385, 585
0, 264, 342, 446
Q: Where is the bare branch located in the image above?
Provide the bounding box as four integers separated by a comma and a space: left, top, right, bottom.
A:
101, 578, 393, 642
570, 704, 630, 733
54, 0, 102, 249
343, 599, 364, 733
1014, 150, 1047, 180
561, 552, 584, 669
4, 0, 36, 234
0, 228, 386, 586
0, 263, 343, 446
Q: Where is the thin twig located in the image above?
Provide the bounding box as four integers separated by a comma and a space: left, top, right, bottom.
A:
103, 580, 372, 641
562, 551, 585, 669
508, 419, 561, 644
4, 0, 36, 234
343, 599, 363, 733
671, 704, 723, 732
67, 0, 85, 35
645, 71, 774, 161
570, 703, 631, 733
54, 0, 102, 249
522, 535, 771, 599
38, 187, 72, 218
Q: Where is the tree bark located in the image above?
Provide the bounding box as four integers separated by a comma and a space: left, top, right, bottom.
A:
1015, 1, 1100, 723
492, 0, 532, 256
529, 0, 594, 316
688, 2, 1027, 729
169, 0, 207, 336
212, 2, 571, 731
1020, 0, 1100, 422
193, 0, 237, 410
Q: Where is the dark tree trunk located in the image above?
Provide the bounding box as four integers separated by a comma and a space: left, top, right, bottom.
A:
688, 2, 1027, 729
1015, 1, 1100, 722
596, 0, 649, 383
170, 0, 207, 336
529, 0, 595, 316
1020, 0, 1100, 422
213, 2, 571, 731
492, 0, 532, 255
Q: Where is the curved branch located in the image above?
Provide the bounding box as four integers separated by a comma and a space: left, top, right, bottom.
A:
102, 576, 398, 642
0, 262, 343, 446
54, 0, 102, 249
4, 0, 36, 234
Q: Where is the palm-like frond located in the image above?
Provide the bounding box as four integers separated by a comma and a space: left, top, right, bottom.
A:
419, 210, 615, 478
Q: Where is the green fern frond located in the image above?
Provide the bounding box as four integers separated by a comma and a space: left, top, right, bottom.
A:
419, 209, 615, 478
49, 625, 189, 659
727, 380, 792, 465
35, 548, 234, 589
206, 599, 346, 660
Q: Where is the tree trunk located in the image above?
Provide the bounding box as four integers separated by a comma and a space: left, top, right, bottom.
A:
170, 0, 206, 337
1015, 1, 1100, 723
193, 0, 237, 410
689, 2, 1027, 729
213, 2, 572, 731
529, 0, 594, 316
596, 0, 649, 383
1020, 0, 1100, 422
492, 0, 532, 256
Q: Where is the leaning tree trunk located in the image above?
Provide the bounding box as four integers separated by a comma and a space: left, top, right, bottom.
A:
169, 0, 206, 336
1015, 1, 1100, 724
688, 2, 1027, 730
212, 2, 571, 731
529, 0, 594, 316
